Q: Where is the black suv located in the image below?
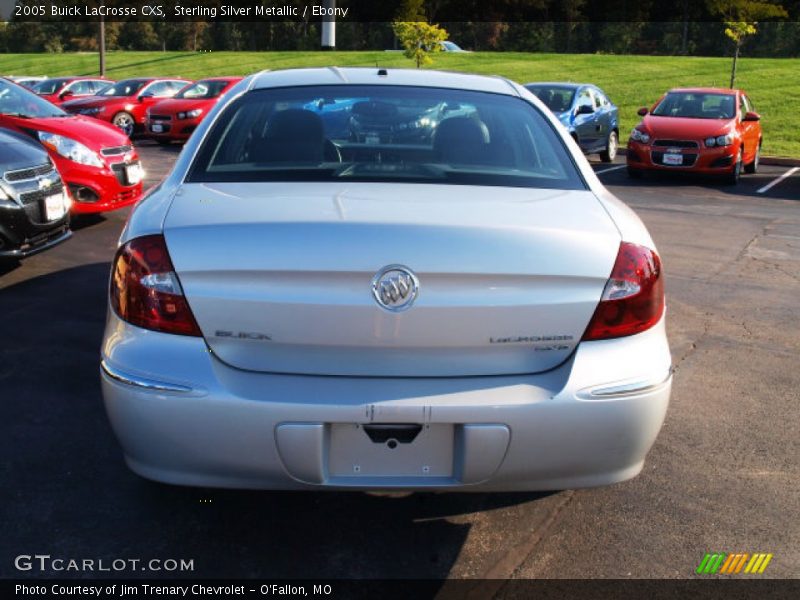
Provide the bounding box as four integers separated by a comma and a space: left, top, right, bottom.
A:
0, 128, 71, 259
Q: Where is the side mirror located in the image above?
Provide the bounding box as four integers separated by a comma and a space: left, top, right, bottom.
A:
59, 90, 73, 100
576, 104, 594, 115
637, 107, 649, 116
137, 92, 154, 102
743, 111, 760, 122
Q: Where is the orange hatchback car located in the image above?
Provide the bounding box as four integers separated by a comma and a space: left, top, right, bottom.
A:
627, 88, 762, 184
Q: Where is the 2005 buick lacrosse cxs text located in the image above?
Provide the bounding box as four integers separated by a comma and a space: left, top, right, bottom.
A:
100, 67, 672, 491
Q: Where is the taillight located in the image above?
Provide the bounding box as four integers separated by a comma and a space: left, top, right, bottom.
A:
582, 242, 664, 341
110, 234, 201, 336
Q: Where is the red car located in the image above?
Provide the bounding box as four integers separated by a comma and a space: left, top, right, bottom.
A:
627, 87, 762, 184
32, 76, 113, 105
144, 77, 243, 144
61, 77, 191, 137
0, 78, 143, 214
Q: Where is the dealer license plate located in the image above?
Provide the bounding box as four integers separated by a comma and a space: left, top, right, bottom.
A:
125, 163, 143, 185
151, 123, 163, 133
663, 153, 683, 166
45, 192, 66, 221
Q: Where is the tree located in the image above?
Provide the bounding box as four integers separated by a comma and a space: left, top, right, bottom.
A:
707, 0, 787, 88
392, 21, 448, 68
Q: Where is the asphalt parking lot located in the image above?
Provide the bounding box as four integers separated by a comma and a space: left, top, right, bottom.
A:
2, 142, 798, 581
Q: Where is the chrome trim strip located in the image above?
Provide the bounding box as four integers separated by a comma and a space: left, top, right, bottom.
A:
588, 369, 673, 398
3, 163, 55, 183
100, 360, 193, 393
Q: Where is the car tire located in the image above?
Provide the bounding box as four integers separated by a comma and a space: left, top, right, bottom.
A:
726, 149, 743, 185
744, 142, 760, 174
600, 130, 618, 163
627, 167, 643, 179
112, 112, 135, 138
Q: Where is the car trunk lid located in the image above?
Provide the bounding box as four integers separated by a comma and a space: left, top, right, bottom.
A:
163, 182, 620, 377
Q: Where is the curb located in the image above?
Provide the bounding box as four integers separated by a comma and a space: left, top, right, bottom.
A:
616, 148, 799, 167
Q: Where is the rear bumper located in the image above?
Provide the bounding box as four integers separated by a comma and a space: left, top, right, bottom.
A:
100, 312, 672, 491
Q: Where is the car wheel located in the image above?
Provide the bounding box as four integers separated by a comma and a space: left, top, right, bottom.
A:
112, 112, 135, 137
600, 130, 618, 163
627, 167, 643, 179
744, 142, 760, 174
726, 149, 743, 185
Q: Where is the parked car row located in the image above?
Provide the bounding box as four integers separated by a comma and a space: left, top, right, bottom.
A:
525, 82, 762, 184
0, 69, 766, 267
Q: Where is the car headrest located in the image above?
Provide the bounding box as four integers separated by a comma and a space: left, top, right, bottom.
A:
433, 117, 491, 165
255, 109, 325, 163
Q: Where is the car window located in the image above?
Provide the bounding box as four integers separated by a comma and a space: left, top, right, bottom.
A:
67, 80, 93, 95
188, 85, 585, 191
739, 94, 749, 118
88, 80, 106, 93
526, 86, 576, 113
593, 91, 604, 108
144, 81, 174, 97
101, 80, 147, 97
576, 89, 593, 111
744, 95, 754, 112
652, 92, 736, 119
177, 80, 230, 99
32, 78, 67, 95
0, 79, 67, 118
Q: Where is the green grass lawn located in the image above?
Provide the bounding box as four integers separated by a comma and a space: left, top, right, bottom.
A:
2, 51, 797, 156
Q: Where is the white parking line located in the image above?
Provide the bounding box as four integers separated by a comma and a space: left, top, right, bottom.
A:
595, 165, 627, 175
757, 167, 799, 194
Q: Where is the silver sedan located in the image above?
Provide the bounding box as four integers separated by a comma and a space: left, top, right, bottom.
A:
101, 67, 671, 491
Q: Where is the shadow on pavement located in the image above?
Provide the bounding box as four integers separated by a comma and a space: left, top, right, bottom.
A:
1, 263, 554, 580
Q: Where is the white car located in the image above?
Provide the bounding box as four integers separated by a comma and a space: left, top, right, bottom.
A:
101, 67, 671, 491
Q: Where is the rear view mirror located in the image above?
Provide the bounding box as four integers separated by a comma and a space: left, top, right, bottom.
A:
743, 111, 760, 122
576, 104, 594, 115
637, 107, 649, 116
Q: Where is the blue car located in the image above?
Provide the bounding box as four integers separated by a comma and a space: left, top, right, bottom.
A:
524, 82, 619, 163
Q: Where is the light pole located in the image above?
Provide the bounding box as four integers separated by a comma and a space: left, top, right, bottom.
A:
98, 15, 106, 76
321, 0, 336, 50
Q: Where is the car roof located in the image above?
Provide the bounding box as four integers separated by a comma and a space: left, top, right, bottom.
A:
199, 76, 243, 82
250, 67, 520, 96
524, 82, 590, 90
668, 87, 739, 95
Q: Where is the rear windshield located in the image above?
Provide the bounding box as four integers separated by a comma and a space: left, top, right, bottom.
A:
652, 92, 736, 119
526, 86, 576, 113
187, 85, 584, 190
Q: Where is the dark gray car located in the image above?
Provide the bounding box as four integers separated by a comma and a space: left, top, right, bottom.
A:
0, 128, 71, 260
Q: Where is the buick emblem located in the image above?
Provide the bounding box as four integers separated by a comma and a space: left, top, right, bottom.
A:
371, 265, 419, 312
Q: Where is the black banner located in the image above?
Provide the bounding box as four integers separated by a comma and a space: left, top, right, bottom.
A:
3, 0, 798, 23
5, 579, 800, 600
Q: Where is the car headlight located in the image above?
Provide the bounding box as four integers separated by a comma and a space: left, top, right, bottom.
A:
186, 109, 203, 119
37, 131, 104, 168
630, 128, 650, 143
715, 134, 734, 147
79, 107, 102, 116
